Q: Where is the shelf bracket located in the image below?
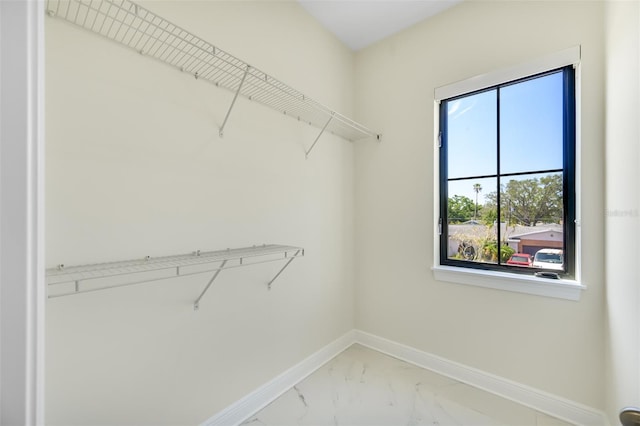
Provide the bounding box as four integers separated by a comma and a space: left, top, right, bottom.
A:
305, 114, 334, 158
267, 250, 301, 290
193, 259, 228, 311
219, 66, 250, 138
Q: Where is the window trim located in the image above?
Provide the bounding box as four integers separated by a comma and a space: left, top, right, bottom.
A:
432, 265, 585, 301
433, 47, 583, 300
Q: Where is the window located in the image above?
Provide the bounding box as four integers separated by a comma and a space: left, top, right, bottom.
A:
438, 66, 576, 280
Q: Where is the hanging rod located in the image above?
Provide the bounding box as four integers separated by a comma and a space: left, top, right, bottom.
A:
45, 0, 380, 148
46, 244, 304, 309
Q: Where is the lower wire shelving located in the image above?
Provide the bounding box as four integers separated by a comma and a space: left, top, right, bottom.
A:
46, 244, 304, 310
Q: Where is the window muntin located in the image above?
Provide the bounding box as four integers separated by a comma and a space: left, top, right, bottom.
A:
439, 66, 575, 277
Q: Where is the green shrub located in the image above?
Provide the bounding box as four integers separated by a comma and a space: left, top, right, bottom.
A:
481, 242, 514, 263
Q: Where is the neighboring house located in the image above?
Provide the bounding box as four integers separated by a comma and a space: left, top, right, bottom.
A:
447, 222, 492, 258
448, 222, 563, 259
507, 227, 564, 256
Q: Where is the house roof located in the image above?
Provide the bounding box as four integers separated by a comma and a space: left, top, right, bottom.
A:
508, 225, 564, 239
448, 223, 563, 239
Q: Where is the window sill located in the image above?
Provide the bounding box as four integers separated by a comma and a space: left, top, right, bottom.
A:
432, 265, 585, 301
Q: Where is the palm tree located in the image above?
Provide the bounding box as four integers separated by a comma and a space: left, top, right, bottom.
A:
473, 183, 482, 220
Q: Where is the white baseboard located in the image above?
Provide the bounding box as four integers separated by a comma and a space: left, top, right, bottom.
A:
202, 330, 356, 426
203, 329, 608, 426
354, 330, 608, 426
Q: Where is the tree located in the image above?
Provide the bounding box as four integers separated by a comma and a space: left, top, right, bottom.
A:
447, 195, 476, 223
482, 174, 563, 226
481, 190, 502, 224
472, 183, 482, 220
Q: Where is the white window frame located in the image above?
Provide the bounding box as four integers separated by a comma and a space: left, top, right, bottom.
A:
432, 46, 584, 301
0, 0, 46, 424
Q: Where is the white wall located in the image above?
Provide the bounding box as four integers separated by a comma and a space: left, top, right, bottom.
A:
45, 1, 356, 424
604, 0, 640, 423
354, 0, 606, 409
44, 0, 640, 423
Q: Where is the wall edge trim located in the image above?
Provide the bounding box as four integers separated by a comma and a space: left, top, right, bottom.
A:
201, 330, 357, 426
354, 329, 608, 426
203, 329, 608, 426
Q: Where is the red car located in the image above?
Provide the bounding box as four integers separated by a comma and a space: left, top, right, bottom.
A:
506, 253, 533, 267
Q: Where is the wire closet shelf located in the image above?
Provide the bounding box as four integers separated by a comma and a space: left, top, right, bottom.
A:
46, 244, 304, 309
45, 0, 380, 149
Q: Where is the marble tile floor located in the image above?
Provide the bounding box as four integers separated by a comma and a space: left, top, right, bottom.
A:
241, 344, 573, 426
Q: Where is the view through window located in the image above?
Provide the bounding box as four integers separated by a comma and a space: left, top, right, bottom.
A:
439, 66, 575, 277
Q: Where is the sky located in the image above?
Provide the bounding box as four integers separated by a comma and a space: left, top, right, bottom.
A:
446, 70, 564, 203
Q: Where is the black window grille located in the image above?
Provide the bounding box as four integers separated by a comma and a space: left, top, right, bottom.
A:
439, 66, 576, 277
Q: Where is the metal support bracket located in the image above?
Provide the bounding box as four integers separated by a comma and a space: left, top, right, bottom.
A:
194, 259, 228, 311
305, 114, 333, 158
219, 66, 250, 138
267, 250, 301, 290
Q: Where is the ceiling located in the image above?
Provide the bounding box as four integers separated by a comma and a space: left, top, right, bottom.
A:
298, 0, 464, 51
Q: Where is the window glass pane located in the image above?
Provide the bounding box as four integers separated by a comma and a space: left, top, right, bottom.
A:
447, 90, 497, 179
500, 72, 564, 175
447, 177, 497, 264
440, 65, 574, 277
499, 172, 564, 269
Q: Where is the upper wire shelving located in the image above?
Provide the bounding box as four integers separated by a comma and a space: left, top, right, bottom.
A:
46, 244, 304, 310
45, 0, 380, 156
